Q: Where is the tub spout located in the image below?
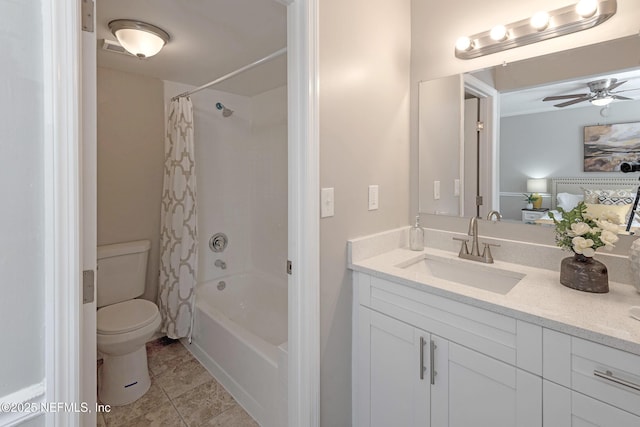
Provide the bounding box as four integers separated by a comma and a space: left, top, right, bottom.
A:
215, 259, 227, 269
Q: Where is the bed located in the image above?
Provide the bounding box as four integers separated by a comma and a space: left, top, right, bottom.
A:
535, 177, 640, 233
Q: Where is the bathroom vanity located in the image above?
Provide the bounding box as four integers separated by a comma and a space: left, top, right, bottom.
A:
349, 228, 640, 427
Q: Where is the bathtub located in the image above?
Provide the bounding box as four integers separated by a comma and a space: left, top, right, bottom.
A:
182, 272, 288, 427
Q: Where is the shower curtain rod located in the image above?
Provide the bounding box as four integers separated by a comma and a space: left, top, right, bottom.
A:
171, 47, 287, 101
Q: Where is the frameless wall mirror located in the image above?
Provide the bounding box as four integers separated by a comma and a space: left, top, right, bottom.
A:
418, 35, 640, 232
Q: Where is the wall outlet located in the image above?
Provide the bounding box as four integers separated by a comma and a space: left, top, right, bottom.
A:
434, 181, 441, 200
368, 185, 379, 210
321, 187, 334, 218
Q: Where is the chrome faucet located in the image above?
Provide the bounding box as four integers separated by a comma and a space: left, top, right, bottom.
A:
214, 259, 227, 269
487, 210, 502, 221
453, 217, 500, 263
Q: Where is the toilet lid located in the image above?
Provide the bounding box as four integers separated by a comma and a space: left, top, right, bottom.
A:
97, 299, 159, 335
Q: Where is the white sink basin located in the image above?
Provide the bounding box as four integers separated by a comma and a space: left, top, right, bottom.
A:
398, 255, 525, 295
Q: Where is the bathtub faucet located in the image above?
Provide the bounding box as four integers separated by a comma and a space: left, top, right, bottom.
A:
214, 259, 227, 269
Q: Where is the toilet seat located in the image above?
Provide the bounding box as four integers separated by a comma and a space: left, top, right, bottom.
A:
98, 299, 159, 335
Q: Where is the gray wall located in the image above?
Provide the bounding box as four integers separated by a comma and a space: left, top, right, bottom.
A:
319, 0, 411, 424
97, 67, 165, 302
499, 100, 640, 220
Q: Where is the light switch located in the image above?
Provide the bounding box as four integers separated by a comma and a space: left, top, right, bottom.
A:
368, 185, 379, 211
321, 187, 334, 218
454, 179, 460, 196
434, 181, 441, 200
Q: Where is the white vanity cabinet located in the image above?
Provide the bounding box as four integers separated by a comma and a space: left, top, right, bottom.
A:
542, 329, 640, 426
353, 272, 543, 427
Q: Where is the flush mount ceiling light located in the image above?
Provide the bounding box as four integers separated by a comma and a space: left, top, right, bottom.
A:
108, 20, 170, 59
454, 0, 616, 60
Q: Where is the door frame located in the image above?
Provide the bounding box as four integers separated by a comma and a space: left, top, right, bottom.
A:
286, 0, 320, 425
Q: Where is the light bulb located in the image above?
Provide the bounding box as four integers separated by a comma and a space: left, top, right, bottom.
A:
530, 11, 550, 30
591, 96, 613, 106
455, 36, 473, 51
576, 0, 598, 18
490, 25, 508, 41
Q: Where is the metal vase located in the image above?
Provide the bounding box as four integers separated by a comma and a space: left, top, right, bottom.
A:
560, 253, 609, 293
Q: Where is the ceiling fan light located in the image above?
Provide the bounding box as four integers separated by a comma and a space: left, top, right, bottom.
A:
109, 20, 170, 58
591, 96, 613, 106
530, 12, 550, 31
576, 0, 598, 18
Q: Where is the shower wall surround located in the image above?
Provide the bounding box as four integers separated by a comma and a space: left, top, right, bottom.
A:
163, 81, 287, 284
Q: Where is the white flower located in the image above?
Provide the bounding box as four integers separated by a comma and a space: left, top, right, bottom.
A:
596, 219, 620, 233
572, 236, 595, 257
600, 230, 619, 250
569, 222, 591, 236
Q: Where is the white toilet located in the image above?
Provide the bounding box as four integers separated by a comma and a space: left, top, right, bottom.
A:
96, 239, 161, 406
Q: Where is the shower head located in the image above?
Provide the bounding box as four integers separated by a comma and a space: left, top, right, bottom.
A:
215, 102, 234, 117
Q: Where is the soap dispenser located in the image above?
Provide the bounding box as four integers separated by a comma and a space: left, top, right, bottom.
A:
410, 215, 424, 251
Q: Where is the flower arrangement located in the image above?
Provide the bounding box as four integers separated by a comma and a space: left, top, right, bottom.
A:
523, 193, 539, 203
549, 202, 619, 257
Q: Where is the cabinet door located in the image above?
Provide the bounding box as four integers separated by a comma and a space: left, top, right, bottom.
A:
358, 307, 430, 427
544, 380, 640, 427
431, 337, 542, 427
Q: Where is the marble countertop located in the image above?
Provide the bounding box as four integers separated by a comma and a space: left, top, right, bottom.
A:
350, 246, 640, 356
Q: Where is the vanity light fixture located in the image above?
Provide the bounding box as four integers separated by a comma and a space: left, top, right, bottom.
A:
108, 20, 170, 59
454, 0, 616, 60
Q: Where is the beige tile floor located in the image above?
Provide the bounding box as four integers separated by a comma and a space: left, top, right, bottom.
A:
97, 337, 259, 427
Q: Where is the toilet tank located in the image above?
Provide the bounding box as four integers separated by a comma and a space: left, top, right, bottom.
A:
97, 240, 151, 308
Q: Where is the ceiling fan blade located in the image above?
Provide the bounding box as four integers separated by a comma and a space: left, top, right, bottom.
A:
611, 87, 640, 94
607, 80, 627, 91
554, 97, 590, 107
612, 95, 633, 101
543, 93, 589, 101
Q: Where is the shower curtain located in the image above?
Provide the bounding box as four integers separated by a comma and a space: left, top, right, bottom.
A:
158, 97, 198, 339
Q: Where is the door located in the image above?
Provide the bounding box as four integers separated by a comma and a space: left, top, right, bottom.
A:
358, 307, 430, 427
81, 0, 98, 425
544, 380, 640, 427
431, 337, 542, 427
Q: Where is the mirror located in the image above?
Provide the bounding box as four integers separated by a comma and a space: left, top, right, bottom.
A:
418, 35, 640, 225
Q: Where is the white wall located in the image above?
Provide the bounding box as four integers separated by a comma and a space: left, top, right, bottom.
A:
0, 0, 45, 411
97, 67, 165, 302
319, 0, 411, 424
163, 82, 287, 285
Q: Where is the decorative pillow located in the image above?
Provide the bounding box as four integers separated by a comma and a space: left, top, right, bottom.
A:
583, 188, 635, 204
585, 203, 631, 225
598, 195, 635, 206
556, 192, 584, 211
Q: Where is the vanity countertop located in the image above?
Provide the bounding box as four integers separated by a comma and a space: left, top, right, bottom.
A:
350, 245, 640, 356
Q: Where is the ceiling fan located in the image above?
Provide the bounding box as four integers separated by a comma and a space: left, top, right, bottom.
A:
542, 78, 635, 108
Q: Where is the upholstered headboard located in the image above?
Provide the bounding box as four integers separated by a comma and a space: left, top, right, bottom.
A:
550, 177, 640, 209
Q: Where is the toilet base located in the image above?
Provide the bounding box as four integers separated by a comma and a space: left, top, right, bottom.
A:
98, 346, 151, 406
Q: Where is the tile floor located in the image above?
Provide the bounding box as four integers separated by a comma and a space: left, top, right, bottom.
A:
97, 337, 259, 427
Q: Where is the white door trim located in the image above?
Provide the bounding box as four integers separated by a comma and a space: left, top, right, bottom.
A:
44, 0, 82, 425
287, 0, 320, 425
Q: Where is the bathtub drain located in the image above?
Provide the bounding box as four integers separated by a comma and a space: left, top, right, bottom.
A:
217, 281, 226, 291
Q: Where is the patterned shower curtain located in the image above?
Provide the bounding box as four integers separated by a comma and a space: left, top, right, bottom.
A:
158, 97, 198, 339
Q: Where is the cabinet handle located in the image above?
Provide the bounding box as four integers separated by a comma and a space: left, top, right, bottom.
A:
430, 340, 437, 385
594, 369, 640, 392
419, 337, 427, 380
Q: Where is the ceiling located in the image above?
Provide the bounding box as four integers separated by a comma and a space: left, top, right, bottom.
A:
96, 0, 287, 96
500, 68, 640, 117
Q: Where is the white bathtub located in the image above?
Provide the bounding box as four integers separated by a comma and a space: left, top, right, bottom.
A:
183, 272, 288, 427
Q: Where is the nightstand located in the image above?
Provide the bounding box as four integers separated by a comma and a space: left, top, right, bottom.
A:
522, 208, 549, 224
